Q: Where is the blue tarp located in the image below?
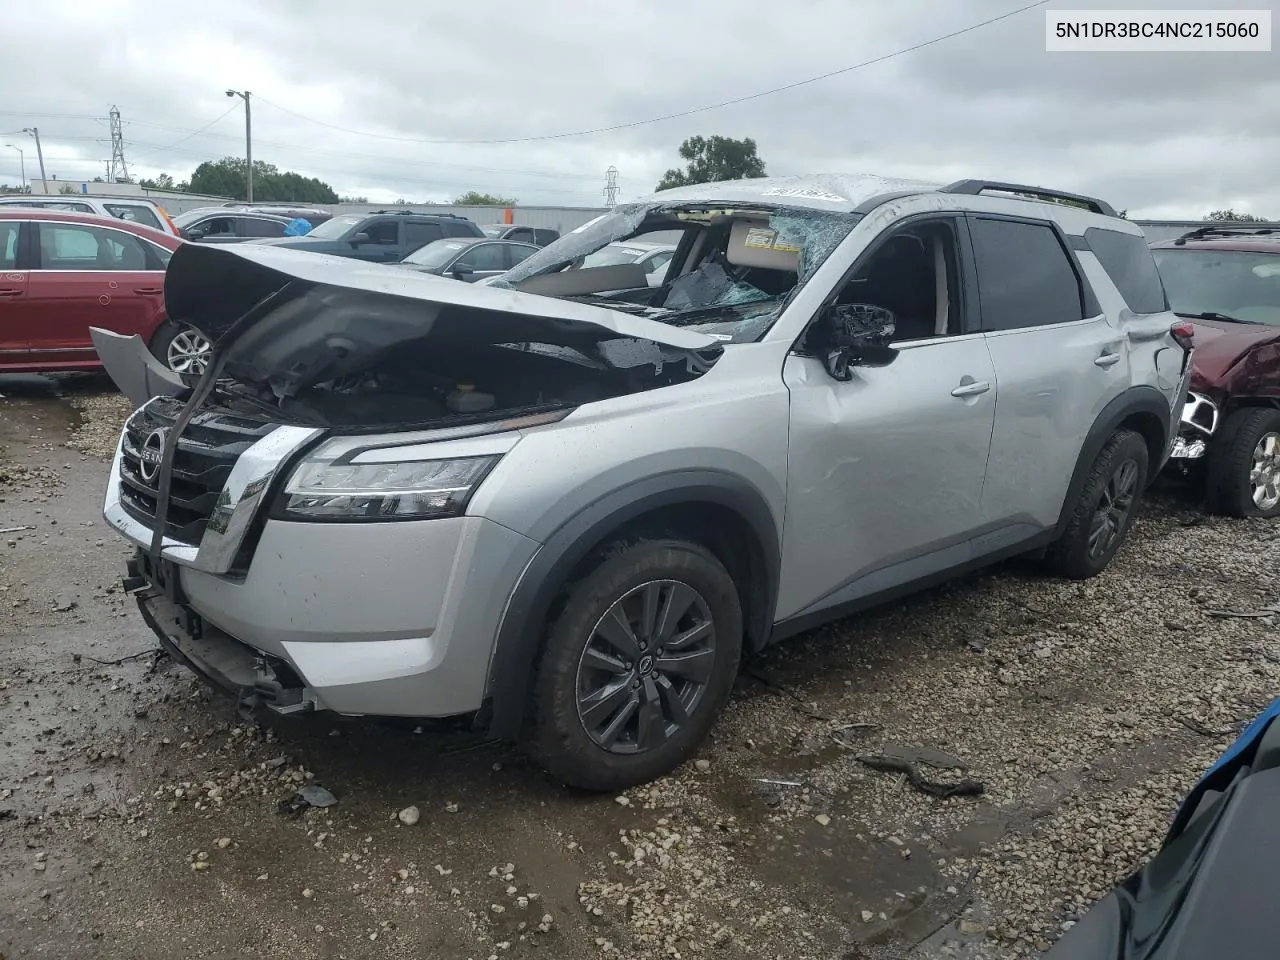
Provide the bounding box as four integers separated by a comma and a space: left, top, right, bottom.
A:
283, 217, 313, 237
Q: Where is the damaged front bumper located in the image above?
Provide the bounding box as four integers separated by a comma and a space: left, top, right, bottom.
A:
1169, 391, 1220, 460
129, 552, 316, 717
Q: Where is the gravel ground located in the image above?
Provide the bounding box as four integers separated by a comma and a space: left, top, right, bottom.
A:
2, 374, 1277, 960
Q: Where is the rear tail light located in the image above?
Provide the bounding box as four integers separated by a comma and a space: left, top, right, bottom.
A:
1171, 321, 1195, 351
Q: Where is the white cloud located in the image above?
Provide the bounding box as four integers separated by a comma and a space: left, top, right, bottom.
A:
1, 0, 1273, 217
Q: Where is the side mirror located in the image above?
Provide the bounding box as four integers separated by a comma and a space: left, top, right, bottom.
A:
817, 303, 899, 381
185, 227, 205, 240
350, 231, 371, 245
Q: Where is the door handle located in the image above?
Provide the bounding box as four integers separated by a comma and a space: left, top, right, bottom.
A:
0, 289, 20, 298
951, 379, 991, 398
1094, 352, 1121, 368
133, 287, 163, 295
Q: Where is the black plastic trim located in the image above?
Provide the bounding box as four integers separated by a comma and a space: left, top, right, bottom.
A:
485, 471, 781, 740
940, 179, 1118, 218
1054, 386, 1173, 535
850, 190, 931, 215
770, 528, 1056, 643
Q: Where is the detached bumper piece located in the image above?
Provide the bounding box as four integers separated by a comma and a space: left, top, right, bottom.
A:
134, 587, 315, 718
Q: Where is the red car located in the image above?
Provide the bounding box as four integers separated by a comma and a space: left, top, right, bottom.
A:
1152, 226, 1280, 517
0, 209, 211, 376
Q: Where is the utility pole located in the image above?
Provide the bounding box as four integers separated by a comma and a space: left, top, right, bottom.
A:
604, 166, 619, 207
225, 89, 253, 201
108, 105, 131, 183
4, 144, 25, 191
21, 127, 48, 194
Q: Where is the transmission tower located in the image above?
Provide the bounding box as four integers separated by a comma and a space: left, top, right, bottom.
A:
603, 166, 619, 207
108, 105, 130, 183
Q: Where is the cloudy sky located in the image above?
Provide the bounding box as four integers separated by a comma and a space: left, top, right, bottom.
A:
1, 0, 1275, 217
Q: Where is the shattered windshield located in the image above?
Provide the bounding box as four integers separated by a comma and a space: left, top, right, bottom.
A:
495, 202, 860, 341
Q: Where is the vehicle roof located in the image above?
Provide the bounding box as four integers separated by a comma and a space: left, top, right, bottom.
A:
642, 173, 941, 213
0, 194, 165, 207
0, 207, 181, 243
639, 172, 1126, 226
1151, 233, 1280, 255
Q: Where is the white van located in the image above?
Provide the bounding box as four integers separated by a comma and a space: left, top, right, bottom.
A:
0, 194, 178, 236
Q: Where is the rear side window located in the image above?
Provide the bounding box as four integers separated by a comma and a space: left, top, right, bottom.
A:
239, 217, 286, 238
444, 220, 481, 238
1085, 227, 1168, 314
105, 203, 162, 229
404, 222, 444, 250
0, 221, 19, 268
970, 217, 1086, 330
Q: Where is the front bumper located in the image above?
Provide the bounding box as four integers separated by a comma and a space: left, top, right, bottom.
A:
113, 513, 540, 719
1168, 391, 1220, 460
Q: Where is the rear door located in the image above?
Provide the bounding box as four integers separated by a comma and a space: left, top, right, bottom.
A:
237, 216, 288, 242
27, 221, 168, 366
0, 219, 31, 364
967, 214, 1128, 530
504, 243, 538, 270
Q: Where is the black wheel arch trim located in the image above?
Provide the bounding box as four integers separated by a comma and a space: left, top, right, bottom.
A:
1055, 385, 1173, 536
484, 470, 780, 740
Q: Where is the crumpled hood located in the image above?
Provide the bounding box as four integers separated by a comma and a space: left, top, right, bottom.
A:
1186, 317, 1280, 390
163, 241, 719, 352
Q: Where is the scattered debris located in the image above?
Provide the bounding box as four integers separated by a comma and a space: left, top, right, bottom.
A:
857, 747, 985, 798
398, 805, 420, 826
278, 785, 338, 816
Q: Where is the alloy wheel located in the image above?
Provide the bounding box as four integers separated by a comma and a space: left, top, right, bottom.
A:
1250, 432, 1280, 511
1087, 458, 1139, 559
575, 579, 717, 755
166, 327, 212, 376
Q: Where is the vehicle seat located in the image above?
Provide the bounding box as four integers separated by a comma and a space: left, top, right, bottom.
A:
115, 241, 146, 270
861, 235, 936, 341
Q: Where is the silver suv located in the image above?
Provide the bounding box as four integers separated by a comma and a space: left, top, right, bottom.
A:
94, 174, 1193, 790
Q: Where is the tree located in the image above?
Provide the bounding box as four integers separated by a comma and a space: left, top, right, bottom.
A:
0, 183, 31, 195
58, 184, 78, 195
655, 135, 767, 191
339, 195, 369, 204
1206, 209, 1266, 222
454, 191, 516, 206
185, 156, 339, 203
140, 173, 177, 191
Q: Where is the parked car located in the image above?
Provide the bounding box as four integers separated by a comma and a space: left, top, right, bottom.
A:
250, 210, 483, 261
480, 223, 560, 246
396, 237, 540, 281
0, 209, 209, 375
93, 174, 1190, 791
217, 202, 334, 227
1046, 694, 1280, 959
0, 193, 178, 236
582, 239, 679, 285
172, 208, 295, 243
1151, 226, 1280, 517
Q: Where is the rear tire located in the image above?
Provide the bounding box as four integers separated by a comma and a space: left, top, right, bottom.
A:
1204, 408, 1280, 518
1045, 428, 1149, 580
149, 321, 211, 380
530, 539, 742, 792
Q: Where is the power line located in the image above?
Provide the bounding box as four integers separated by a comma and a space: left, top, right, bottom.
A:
128, 104, 240, 161
250, 1, 1050, 146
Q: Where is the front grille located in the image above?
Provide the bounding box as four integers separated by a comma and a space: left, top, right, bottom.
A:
119, 397, 277, 546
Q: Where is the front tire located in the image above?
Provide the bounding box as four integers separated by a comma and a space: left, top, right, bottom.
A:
531, 539, 742, 792
1204, 408, 1280, 518
1046, 428, 1149, 580
149, 321, 212, 379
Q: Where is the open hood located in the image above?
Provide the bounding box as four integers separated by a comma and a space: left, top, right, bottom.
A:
164, 242, 719, 351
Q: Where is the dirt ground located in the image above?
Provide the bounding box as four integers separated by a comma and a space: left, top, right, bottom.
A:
2, 373, 1278, 960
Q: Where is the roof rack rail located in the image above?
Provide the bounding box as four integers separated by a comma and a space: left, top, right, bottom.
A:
368, 209, 463, 217
939, 180, 1117, 218
1172, 225, 1279, 245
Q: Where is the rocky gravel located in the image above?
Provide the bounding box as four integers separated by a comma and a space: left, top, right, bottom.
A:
3, 378, 1278, 960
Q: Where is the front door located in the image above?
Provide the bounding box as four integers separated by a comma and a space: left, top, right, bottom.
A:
777, 217, 998, 622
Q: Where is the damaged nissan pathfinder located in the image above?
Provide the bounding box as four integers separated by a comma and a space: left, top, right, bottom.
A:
95, 174, 1193, 790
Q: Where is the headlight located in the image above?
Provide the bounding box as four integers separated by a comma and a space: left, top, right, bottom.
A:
278, 451, 499, 521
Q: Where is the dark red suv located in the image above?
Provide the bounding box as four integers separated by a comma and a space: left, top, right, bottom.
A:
1152, 226, 1280, 517
0, 209, 205, 375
